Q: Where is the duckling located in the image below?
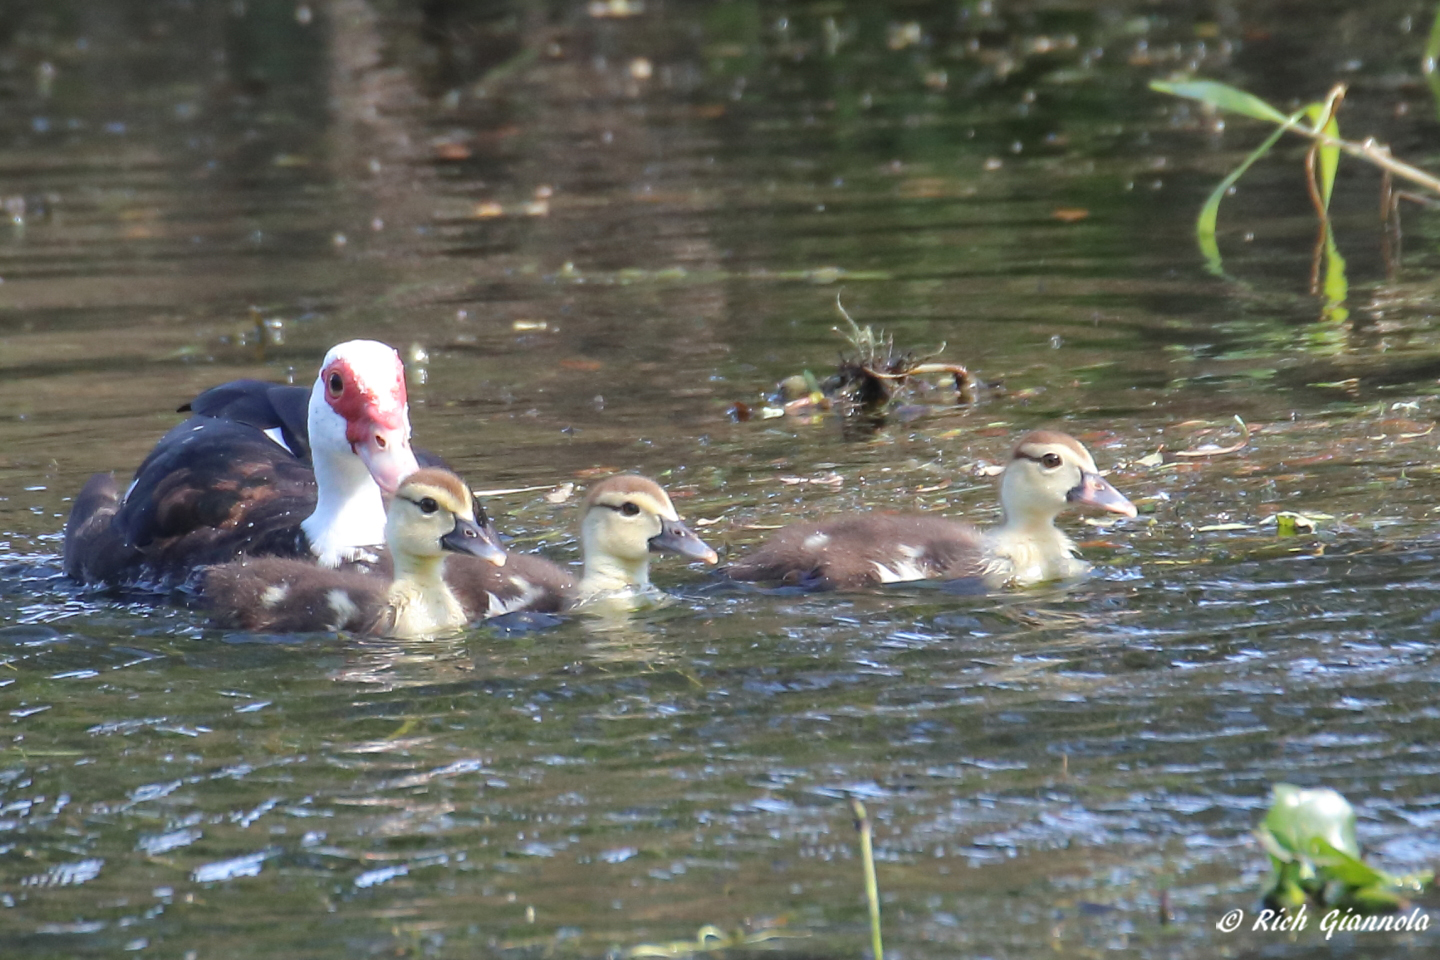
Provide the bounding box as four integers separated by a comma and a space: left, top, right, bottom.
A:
203, 468, 506, 639
725, 430, 1136, 590
442, 474, 719, 615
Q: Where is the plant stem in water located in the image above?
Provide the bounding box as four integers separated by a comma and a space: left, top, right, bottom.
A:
850, 797, 884, 960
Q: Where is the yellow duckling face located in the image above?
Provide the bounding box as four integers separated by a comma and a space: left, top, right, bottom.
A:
581, 475, 718, 566
1001, 431, 1136, 525
387, 468, 507, 566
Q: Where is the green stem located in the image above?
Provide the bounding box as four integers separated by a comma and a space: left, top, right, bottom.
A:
849, 797, 884, 960
1424, 4, 1440, 119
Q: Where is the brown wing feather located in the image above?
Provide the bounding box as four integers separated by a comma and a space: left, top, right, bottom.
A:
137, 457, 316, 575
73, 416, 323, 586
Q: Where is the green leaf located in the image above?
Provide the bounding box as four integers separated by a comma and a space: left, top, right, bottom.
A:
1305, 103, 1342, 210
1195, 119, 1295, 274
1263, 873, 1310, 911
1319, 231, 1349, 323
1262, 784, 1361, 860
1307, 838, 1385, 888
1425, 7, 1440, 119
1305, 100, 1349, 322
1255, 826, 1294, 864
1150, 79, 1289, 124
1426, 6, 1440, 71
1341, 883, 1407, 911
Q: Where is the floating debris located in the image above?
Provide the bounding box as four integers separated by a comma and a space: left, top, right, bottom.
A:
776, 472, 844, 487
1172, 416, 1251, 458
544, 483, 575, 504
752, 298, 975, 437
1131, 417, 1252, 467
1269, 511, 1325, 536
470, 482, 568, 498
623, 923, 806, 958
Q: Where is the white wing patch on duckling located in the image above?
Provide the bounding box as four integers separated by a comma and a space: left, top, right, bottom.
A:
260, 584, 290, 607
802, 532, 830, 552
486, 577, 545, 616
326, 588, 360, 627
262, 427, 293, 455
335, 546, 380, 566
871, 547, 929, 584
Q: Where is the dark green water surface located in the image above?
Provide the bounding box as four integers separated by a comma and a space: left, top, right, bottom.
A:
2, 1, 1439, 957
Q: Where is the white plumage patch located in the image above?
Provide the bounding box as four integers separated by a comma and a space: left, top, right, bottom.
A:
260, 584, 289, 607
486, 577, 544, 616
262, 427, 293, 454
326, 588, 360, 626
802, 532, 830, 552
871, 557, 929, 584
337, 547, 380, 566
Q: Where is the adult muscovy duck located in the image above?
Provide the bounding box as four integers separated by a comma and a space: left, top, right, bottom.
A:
204, 468, 507, 639
63, 340, 422, 587
724, 430, 1136, 590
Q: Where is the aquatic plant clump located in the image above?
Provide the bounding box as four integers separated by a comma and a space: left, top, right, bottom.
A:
1255, 784, 1433, 913
735, 299, 976, 435
825, 299, 975, 422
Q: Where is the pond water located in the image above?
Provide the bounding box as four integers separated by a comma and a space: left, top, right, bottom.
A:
2, 0, 1439, 957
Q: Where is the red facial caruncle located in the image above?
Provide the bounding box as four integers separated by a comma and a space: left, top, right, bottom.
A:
321, 351, 418, 494
322, 358, 406, 441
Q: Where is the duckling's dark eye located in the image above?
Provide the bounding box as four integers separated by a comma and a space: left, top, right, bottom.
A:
620, 501, 640, 517
327, 372, 344, 396
418, 497, 439, 514
1041, 453, 1062, 468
